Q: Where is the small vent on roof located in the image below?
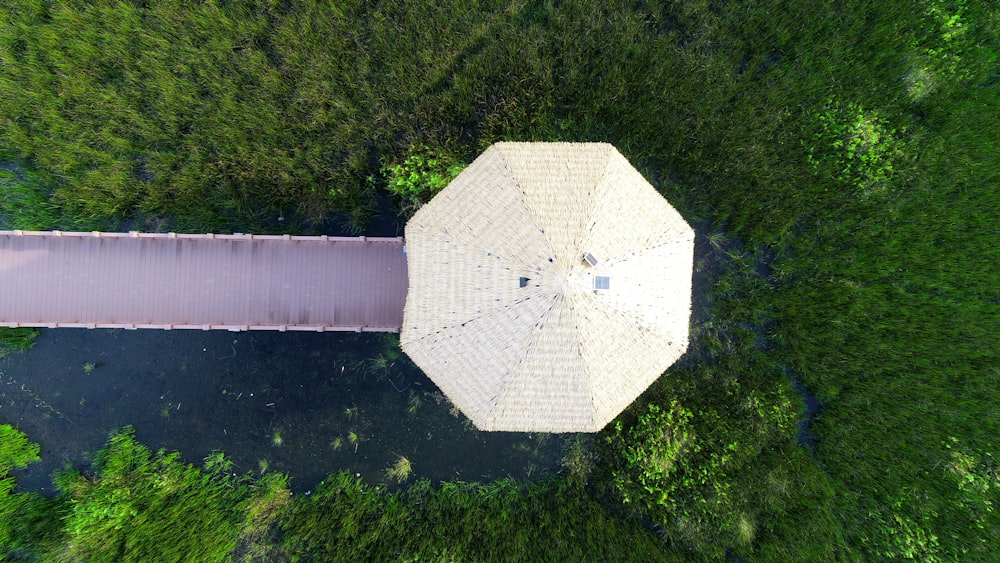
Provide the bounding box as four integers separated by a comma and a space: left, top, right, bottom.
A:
583, 252, 599, 267
594, 276, 611, 291
519, 277, 530, 288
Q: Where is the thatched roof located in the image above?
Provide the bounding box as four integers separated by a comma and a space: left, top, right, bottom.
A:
401, 142, 694, 432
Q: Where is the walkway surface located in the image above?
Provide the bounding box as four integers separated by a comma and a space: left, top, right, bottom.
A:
0, 230, 408, 332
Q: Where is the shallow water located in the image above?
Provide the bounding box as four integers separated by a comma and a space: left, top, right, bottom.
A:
789, 375, 821, 456
2, 329, 570, 495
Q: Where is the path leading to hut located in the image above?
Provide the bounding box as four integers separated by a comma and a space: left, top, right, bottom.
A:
0, 230, 408, 332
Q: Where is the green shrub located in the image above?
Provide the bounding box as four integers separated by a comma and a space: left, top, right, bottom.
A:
381, 145, 465, 212
606, 400, 749, 556
805, 98, 904, 200
607, 402, 696, 508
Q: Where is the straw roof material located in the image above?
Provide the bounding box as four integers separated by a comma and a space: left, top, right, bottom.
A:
401, 142, 694, 432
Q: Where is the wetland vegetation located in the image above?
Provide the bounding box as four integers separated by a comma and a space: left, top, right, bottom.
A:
2, 0, 998, 560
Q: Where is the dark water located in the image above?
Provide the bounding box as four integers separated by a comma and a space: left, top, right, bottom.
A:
2, 329, 570, 495
789, 376, 821, 456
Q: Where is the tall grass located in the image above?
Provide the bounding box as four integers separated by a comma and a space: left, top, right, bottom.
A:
0, 327, 38, 358
280, 473, 671, 561
0, 427, 292, 561
1, 425, 63, 557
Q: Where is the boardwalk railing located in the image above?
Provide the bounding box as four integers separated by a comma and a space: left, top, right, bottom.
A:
0, 230, 408, 332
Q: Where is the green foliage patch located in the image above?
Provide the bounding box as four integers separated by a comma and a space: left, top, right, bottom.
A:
0, 425, 39, 477
48, 427, 285, 562
381, 145, 465, 213
805, 99, 904, 199
0, 425, 58, 555
0, 327, 38, 358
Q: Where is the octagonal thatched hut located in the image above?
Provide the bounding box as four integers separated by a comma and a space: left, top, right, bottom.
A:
401, 142, 694, 432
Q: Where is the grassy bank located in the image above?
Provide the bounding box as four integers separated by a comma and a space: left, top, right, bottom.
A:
1, 0, 997, 560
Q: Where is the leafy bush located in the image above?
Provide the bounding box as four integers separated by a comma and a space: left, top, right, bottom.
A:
606, 400, 751, 556
607, 402, 696, 508
381, 145, 465, 211
805, 99, 904, 199
905, 0, 975, 100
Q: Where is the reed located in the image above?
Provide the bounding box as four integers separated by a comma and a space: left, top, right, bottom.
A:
329, 437, 343, 452
385, 455, 413, 483
0, 328, 37, 358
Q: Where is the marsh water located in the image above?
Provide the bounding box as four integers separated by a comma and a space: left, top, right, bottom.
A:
2, 329, 570, 494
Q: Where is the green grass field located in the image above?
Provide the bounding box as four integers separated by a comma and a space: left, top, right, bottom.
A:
2, 0, 997, 560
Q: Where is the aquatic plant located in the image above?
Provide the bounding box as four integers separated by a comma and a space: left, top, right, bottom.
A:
407, 393, 422, 415
0, 163, 61, 230
0, 425, 40, 475
560, 437, 595, 487
343, 406, 358, 420
82, 362, 96, 374
258, 459, 269, 475
384, 456, 413, 483
239, 473, 292, 560
368, 354, 390, 373
0, 328, 38, 358
0, 376, 71, 424
271, 431, 283, 447
362, 337, 405, 380
329, 437, 343, 451
705, 230, 728, 251
379, 334, 402, 362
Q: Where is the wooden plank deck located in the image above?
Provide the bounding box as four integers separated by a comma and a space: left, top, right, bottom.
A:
0, 231, 408, 332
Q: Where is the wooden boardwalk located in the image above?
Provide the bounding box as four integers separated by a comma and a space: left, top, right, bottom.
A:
0, 230, 408, 332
